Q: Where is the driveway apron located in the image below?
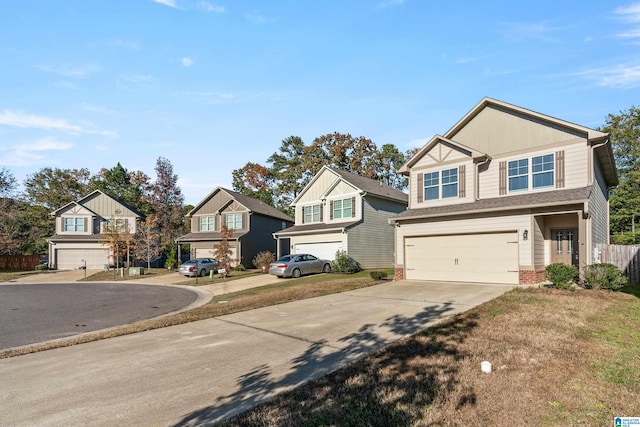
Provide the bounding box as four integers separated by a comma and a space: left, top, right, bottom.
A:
0, 281, 513, 426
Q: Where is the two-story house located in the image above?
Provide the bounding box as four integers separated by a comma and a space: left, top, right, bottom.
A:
177, 187, 293, 268
274, 166, 408, 269
392, 98, 618, 285
48, 190, 144, 270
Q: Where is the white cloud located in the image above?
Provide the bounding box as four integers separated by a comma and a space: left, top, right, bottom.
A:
111, 39, 140, 51
197, 2, 224, 13
182, 57, 194, 67
502, 21, 558, 42
0, 110, 83, 133
615, 3, 640, 22
246, 11, 267, 24
118, 73, 155, 83
570, 65, 640, 88
37, 63, 102, 79
18, 137, 73, 152
152, 0, 181, 9
0, 137, 73, 167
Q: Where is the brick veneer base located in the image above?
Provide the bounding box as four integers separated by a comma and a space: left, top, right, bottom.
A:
519, 269, 546, 285
394, 267, 404, 281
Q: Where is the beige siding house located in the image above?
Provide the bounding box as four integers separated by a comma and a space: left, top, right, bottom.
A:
392, 98, 618, 285
48, 190, 144, 270
177, 187, 293, 268
274, 166, 408, 269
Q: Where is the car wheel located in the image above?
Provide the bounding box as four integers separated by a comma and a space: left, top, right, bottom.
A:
199, 269, 207, 277
322, 263, 331, 273
292, 268, 301, 278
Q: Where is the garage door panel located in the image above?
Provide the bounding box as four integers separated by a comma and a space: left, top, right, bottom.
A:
57, 248, 110, 270
294, 242, 342, 261
405, 233, 518, 284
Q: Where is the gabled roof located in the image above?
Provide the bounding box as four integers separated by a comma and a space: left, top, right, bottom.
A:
445, 97, 607, 141
51, 189, 145, 218
293, 166, 408, 205
399, 135, 490, 174
188, 187, 293, 222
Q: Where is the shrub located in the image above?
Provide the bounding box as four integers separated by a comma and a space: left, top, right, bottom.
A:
34, 263, 48, 271
252, 251, 275, 273
369, 271, 388, 280
330, 251, 362, 274
234, 264, 246, 272
582, 263, 627, 290
545, 263, 578, 289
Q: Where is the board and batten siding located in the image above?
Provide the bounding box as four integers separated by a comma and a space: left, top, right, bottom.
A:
589, 160, 610, 246
449, 105, 586, 156
396, 213, 532, 268
478, 140, 588, 200
410, 159, 474, 209
348, 196, 406, 269
241, 214, 288, 267
411, 142, 471, 169
296, 169, 338, 204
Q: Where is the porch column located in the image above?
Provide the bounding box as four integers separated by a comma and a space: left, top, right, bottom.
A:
578, 212, 587, 274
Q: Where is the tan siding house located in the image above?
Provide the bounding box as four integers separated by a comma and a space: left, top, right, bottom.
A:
392, 98, 618, 285
274, 166, 408, 269
48, 190, 144, 270
177, 187, 293, 268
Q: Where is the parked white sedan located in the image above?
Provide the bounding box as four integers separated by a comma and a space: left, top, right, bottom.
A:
268, 254, 332, 278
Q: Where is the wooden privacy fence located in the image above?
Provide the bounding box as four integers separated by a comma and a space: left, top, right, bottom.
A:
0, 255, 43, 271
596, 243, 640, 285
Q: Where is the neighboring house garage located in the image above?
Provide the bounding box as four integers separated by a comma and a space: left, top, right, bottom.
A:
404, 232, 519, 284
293, 241, 343, 261
55, 247, 110, 271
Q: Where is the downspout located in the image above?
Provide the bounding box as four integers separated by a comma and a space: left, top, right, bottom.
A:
475, 156, 491, 201
589, 138, 609, 186
586, 137, 609, 266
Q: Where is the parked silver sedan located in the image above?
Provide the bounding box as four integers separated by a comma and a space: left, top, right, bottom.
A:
268, 253, 332, 278
178, 258, 220, 277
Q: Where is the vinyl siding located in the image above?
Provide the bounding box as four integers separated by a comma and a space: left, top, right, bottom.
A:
195, 191, 234, 216
533, 216, 545, 269
296, 169, 338, 204
348, 196, 406, 269
449, 105, 586, 155
395, 212, 532, 267
240, 214, 291, 267
410, 159, 474, 209
478, 140, 588, 200
82, 193, 139, 219
589, 159, 610, 245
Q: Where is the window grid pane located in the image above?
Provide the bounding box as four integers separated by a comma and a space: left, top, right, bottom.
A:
424, 172, 439, 200
532, 154, 554, 188
508, 159, 528, 191
333, 200, 343, 219
441, 168, 458, 198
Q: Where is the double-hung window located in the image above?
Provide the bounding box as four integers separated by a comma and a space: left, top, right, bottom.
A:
332, 198, 353, 219
64, 217, 84, 232
423, 168, 458, 200
200, 216, 215, 231
105, 218, 127, 233
225, 213, 243, 230
508, 154, 554, 192
303, 204, 321, 223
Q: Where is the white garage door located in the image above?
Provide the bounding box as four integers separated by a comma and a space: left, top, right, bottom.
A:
294, 242, 342, 261
196, 248, 238, 266
404, 232, 519, 284
57, 249, 110, 270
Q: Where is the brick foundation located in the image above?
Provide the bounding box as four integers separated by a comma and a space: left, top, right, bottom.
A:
519, 269, 546, 285
394, 267, 404, 281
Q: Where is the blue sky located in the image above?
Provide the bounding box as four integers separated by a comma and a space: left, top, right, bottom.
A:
1, 0, 639, 205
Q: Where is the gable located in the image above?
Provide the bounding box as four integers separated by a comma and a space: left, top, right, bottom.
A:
326, 180, 358, 198
81, 192, 139, 218
412, 139, 475, 170
296, 168, 340, 204
193, 189, 236, 216
447, 103, 588, 156
58, 203, 95, 217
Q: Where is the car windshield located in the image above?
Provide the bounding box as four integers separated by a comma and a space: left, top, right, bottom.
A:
276, 255, 294, 262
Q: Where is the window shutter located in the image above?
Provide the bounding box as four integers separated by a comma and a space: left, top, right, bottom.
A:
458, 165, 466, 198
417, 173, 424, 203
84, 218, 89, 233
319, 205, 323, 222
124, 218, 129, 232
555, 150, 565, 188
351, 196, 356, 217
499, 161, 507, 195
302, 208, 306, 224
329, 201, 333, 220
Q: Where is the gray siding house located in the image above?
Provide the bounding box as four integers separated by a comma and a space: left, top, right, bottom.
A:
274, 166, 408, 269
177, 187, 293, 268
393, 97, 618, 285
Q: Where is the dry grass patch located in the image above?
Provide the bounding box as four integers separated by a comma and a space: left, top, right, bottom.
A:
221, 287, 640, 426
0, 270, 40, 282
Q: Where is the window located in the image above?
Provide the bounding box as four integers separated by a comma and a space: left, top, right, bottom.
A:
508, 154, 554, 192
556, 232, 563, 254
333, 198, 353, 219
532, 154, 554, 188
303, 204, 321, 223
423, 168, 457, 200
105, 218, 127, 233
64, 217, 84, 232
508, 159, 529, 191
199, 216, 215, 231
225, 213, 243, 230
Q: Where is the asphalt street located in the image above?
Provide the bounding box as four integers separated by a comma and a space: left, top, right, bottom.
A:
0, 282, 198, 350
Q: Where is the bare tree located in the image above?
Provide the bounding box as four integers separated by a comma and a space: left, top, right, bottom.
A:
213, 225, 234, 277
100, 209, 134, 280
132, 214, 161, 270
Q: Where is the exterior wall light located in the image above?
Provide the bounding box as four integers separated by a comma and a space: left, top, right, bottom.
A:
523, 229, 528, 241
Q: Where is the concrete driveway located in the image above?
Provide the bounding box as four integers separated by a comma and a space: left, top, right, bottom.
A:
0, 280, 513, 426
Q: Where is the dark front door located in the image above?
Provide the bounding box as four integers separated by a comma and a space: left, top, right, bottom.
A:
551, 229, 578, 267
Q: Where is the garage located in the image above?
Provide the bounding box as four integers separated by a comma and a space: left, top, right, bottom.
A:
404, 232, 519, 284
56, 248, 110, 270
294, 241, 343, 261
195, 247, 238, 266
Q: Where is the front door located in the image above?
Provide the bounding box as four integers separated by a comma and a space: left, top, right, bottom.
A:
551, 229, 578, 266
